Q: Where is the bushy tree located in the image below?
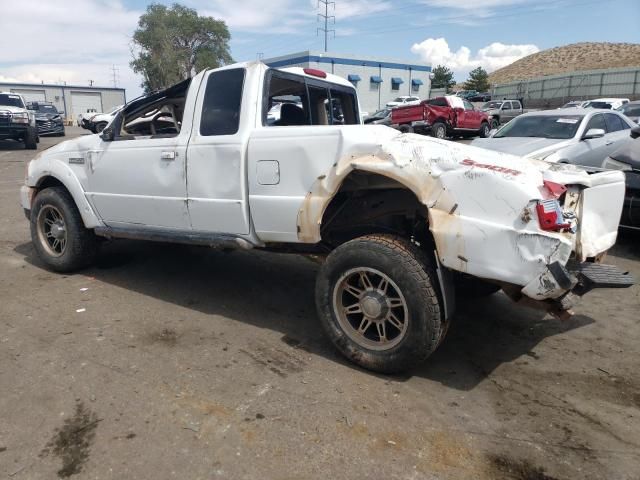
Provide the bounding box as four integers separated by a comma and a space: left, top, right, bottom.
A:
431, 65, 456, 91
464, 67, 490, 92
131, 3, 233, 92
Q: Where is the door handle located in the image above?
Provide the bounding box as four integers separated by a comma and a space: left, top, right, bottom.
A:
161, 151, 177, 160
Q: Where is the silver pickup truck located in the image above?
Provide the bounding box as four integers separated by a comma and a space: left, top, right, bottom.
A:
20, 61, 633, 373
481, 99, 526, 128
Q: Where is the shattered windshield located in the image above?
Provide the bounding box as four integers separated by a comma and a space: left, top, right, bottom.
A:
494, 115, 584, 139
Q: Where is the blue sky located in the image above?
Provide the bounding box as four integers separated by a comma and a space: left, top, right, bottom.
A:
1, 0, 638, 98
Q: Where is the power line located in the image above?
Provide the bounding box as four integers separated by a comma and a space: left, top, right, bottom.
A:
317, 0, 335, 52
110, 65, 120, 88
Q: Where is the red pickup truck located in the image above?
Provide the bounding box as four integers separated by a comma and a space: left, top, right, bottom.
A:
391, 95, 491, 139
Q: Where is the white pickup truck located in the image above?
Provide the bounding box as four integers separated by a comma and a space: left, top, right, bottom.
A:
20, 62, 634, 373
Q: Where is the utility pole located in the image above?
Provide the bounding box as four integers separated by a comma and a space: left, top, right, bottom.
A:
256, 52, 264, 61
317, 0, 335, 52
110, 65, 120, 88
88, 80, 94, 87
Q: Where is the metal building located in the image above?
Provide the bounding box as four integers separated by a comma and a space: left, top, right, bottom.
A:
264, 51, 432, 115
0, 81, 126, 122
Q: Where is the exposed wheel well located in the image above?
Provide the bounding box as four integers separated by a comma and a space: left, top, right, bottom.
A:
319, 172, 432, 248
36, 176, 66, 192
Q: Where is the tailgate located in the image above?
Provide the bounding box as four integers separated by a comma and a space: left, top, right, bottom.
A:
578, 171, 626, 260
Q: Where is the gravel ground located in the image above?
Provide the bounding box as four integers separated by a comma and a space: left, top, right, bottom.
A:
1, 128, 639, 479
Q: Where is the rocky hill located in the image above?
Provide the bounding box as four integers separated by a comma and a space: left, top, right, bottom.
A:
489, 42, 640, 85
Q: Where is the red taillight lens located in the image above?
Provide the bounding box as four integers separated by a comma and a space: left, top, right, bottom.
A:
536, 199, 571, 231
543, 180, 567, 198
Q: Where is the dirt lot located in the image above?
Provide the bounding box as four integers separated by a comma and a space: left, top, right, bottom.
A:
1, 128, 639, 479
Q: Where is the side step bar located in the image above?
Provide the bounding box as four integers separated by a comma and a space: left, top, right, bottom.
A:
568, 262, 635, 295
94, 226, 255, 250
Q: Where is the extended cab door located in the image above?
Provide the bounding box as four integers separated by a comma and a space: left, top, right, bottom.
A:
186, 67, 251, 234
457, 100, 481, 129
247, 69, 360, 242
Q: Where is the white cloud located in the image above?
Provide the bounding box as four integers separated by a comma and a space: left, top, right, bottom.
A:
420, 0, 528, 9
410, 37, 539, 75
0, 0, 141, 95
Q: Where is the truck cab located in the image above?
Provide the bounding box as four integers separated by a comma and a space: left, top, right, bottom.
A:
20, 62, 634, 374
0, 91, 38, 149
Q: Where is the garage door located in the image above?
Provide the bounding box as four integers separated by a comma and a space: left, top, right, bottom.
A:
11, 89, 46, 103
71, 92, 103, 119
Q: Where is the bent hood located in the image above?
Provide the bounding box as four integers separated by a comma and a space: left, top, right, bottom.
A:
470, 136, 572, 158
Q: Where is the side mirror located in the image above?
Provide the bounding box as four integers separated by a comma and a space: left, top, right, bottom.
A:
100, 126, 114, 141
631, 126, 640, 139
583, 128, 605, 140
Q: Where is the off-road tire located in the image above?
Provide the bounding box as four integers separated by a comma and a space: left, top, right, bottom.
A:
491, 118, 500, 129
95, 122, 108, 133
316, 234, 444, 374
479, 122, 490, 138
431, 122, 446, 140
30, 187, 97, 272
24, 127, 38, 149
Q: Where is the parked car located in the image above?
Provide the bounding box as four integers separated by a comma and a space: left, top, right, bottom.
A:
582, 98, 630, 110
471, 108, 635, 167
385, 96, 420, 108
469, 92, 491, 102
87, 105, 123, 133
27, 102, 65, 137
0, 91, 38, 149
20, 62, 633, 373
392, 95, 491, 138
363, 108, 392, 125
560, 100, 588, 109
616, 101, 640, 124
480, 99, 524, 128
602, 126, 640, 229
455, 90, 477, 100
77, 108, 99, 129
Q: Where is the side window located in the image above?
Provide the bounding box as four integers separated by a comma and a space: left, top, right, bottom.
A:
426, 98, 447, 107
330, 89, 358, 125
604, 113, 626, 132
585, 114, 606, 132
264, 70, 359, 127
502, 102, 511, 110
200, 68, 245, 136
463, 100, 474, 111
513, 101, 521, 110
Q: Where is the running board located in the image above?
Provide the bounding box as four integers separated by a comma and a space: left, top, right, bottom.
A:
568, 262, 635, 295
94, 226, 255, 250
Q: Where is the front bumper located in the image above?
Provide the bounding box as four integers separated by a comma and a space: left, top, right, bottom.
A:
36, 121, 65, 136
0, 124, 29, 139
20, 185, 35, 213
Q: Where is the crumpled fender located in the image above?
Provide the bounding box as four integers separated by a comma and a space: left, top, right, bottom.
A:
297, 127, 618, 289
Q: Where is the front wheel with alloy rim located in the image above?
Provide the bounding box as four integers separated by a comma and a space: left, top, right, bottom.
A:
30, 187, 97, 272
479, 122, 490, 138
316, 234, 444, 374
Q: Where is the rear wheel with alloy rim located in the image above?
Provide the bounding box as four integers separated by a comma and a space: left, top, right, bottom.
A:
316, 234, 444, 373
431, 122, 446, 139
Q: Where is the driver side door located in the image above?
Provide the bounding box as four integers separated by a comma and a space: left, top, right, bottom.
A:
84, 122, 190, 229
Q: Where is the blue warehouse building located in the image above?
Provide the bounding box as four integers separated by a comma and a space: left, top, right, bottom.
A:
264, 51, 432, 115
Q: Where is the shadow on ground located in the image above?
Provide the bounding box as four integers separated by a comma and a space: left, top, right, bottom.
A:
15, 238, 594, 390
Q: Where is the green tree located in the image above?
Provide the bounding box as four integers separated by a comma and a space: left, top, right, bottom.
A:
131, 3, 233, 92
430, 64, 456, 91
464, 67, 490, 92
